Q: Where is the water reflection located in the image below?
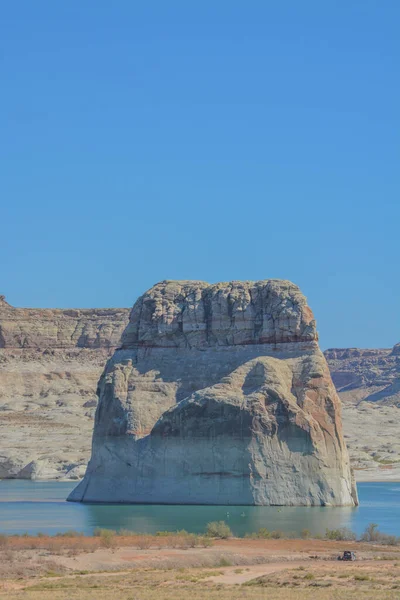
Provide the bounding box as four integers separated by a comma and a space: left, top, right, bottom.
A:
0, 481, 399, 537
85, 503, 357, 537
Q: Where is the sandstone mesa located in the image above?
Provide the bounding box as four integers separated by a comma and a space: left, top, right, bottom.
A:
69, 280, 358, 506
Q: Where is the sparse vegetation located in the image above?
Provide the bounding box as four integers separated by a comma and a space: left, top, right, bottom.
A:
325, 527, 357, 541
0, 520, 399, 558
271, 530, 283, 539
206, 521, 233, 539
372, 454, 400, 465
0, 534, 399, 599
99, 529, 116, 548
218, 556, 233, 567
361, 522, 400, 545
136, 535, 152, 549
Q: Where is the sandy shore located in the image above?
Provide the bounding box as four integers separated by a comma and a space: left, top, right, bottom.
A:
1, 535, 400, 599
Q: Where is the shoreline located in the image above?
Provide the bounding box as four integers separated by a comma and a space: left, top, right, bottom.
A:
354, 476, 400, 483
1, 535, 400, 599
3, 477, 400, 484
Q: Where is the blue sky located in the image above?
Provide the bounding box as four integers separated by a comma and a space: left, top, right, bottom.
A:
1, 2, 399, 349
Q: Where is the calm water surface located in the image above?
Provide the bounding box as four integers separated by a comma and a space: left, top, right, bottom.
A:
0, 481, 399, 537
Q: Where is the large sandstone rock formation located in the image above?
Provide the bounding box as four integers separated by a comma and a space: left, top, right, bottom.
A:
0, 297, 129, 479
69, 280, 357, 506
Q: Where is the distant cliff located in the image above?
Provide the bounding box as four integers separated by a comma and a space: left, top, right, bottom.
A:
0, 296, 129, 480
0, 295, 128, 349
324, 344, 400, 481
325, 345, 400, 405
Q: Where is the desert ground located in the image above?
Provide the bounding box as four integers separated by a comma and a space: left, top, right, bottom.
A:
1, 534, 400, 599
342, 402, 400, 481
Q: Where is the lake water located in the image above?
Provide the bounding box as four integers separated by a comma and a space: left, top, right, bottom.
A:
0, 481, 399, 538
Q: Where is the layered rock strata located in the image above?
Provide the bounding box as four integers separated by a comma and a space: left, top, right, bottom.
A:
325, 345, 400, 480
69, 280, 357, 506
0, 297, 129, 479
0, 295, 128, 349
325, 345, 400, 405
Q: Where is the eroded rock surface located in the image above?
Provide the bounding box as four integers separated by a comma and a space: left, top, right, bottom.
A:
325, 346, 400, 405
325, 345, 400, 479
69, 280, 357, 506
0, 298, 129, 479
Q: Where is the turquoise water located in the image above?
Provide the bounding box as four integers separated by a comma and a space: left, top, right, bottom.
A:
0, 481, 399, 537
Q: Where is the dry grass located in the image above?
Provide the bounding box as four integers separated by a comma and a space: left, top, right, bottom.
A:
1, 564, 400, 600
0, 549, 66, 579
246, 562, 400, 588
1, 533, 400, 599
0, 531, 213, 554
1, 530, 400, 561
0, 535, 400, 599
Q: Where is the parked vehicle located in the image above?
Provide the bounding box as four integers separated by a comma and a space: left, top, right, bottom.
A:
337, 551, 356, 561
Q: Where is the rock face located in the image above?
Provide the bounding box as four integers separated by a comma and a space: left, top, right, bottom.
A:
0, 298, 127, 349
325, 345, 400, 405
0, 298, 129, 479
325, 345, 400, 480
69, 280, 357, 506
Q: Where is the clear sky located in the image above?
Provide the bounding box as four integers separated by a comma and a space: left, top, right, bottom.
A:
1, 2, 399, 350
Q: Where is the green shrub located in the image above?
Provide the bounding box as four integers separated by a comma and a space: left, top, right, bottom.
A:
200, 536, 213, 547
93, 528, 116, 548
55, 530, 83, 538
361, 523, 379, 542
218, 556, 232, 567
271, 530, 283, 539
325, 527, 356, 541
256, 528, 271, 539
206, 521, 232, 539
385, 535, 399, 546
185, 534, 199, 548
136, 535, 152, 549
361, 523, 400, 545
301, 529, 311, 539
118, 529, 136, 536
93, 528, 116, 537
